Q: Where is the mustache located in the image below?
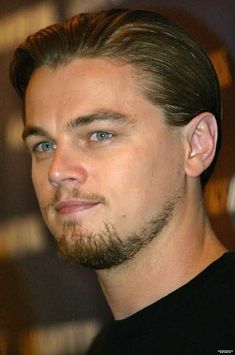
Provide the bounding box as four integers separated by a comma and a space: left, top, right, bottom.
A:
43, 187, 108, 213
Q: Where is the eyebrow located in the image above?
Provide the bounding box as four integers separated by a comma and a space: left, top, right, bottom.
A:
22, 126, 50, 141
22, 110, 134, 141
65, 111, 132, 131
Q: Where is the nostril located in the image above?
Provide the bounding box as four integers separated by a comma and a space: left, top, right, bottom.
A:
48, 171, 60, 187
47, 146, 88, 187
48, 165, 88, 187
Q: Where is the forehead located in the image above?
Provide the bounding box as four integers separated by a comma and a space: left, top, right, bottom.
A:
24, 57, 167, 132
26, 58, 143, 105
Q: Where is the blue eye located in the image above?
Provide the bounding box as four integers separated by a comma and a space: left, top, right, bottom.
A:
90, 131, 113, 142
34, 141, 56, 152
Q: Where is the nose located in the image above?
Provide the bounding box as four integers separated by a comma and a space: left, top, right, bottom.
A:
48, 146, 88, 188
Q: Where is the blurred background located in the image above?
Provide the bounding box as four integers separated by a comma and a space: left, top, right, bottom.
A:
0, 0, 234, 354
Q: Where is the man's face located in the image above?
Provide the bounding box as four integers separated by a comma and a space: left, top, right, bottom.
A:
24, 58, 186, 269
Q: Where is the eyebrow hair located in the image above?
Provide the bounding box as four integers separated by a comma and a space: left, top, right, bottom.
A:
65, 111, 132, 131
22, 126, 50, 141
22, 110, 134, 141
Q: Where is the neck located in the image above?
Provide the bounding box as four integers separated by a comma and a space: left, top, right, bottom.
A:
96, 184, 226, 320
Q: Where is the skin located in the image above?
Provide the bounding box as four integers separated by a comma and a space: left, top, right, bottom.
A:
24, 58, 226, 319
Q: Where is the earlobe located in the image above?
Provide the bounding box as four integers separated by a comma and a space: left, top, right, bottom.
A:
184, 112, 218, 178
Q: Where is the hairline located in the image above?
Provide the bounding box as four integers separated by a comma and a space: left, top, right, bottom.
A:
23, 54, 170, 126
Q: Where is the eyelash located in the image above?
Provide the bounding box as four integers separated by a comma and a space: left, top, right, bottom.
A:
32, 141, 56, 153
89, 131, 114, 142
30, 131, 114, 153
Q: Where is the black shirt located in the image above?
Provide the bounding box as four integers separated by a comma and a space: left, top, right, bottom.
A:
88, 252, 235, 354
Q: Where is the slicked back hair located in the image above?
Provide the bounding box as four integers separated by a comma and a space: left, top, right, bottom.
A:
9, 8, 221, 185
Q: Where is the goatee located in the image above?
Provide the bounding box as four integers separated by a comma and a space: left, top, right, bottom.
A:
57, 197, 179, 270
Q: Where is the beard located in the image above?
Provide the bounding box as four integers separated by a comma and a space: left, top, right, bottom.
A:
56, 196, 180, 270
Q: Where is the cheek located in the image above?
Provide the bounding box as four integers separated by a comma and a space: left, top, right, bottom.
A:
100, 147, 161, 214
103, 141, 183, 218
31, 164, 50, 206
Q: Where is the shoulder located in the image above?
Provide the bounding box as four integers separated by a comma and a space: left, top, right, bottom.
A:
189, 252, 235, 303
206, 251, 235, 284
85, 323, 111, 355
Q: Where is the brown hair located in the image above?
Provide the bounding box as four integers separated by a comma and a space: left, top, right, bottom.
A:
9, 8, 221, 185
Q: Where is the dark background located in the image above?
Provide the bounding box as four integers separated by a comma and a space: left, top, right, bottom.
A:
0, 1, 234, 354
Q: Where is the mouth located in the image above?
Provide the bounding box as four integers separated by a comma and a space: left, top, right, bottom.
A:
55, 200, 100, 215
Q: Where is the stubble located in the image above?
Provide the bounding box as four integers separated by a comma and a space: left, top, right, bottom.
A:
57, 196, 180, 270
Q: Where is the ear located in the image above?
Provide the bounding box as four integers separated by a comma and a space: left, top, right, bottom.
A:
183, 112, 218, 178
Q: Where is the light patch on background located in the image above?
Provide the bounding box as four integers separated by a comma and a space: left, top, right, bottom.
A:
67, 0, 123, 15
0, 332, 7, 355
5, 112, 24, 151
20, 320, 101, 355
209, 47, 232, 89
205, 177, 229, 216
0, 2, 57, 51
227, 175, 235, 214
0, 214, 47, 260
205, 176, 235, 218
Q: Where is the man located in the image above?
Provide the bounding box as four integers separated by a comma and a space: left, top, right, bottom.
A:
9, 8, 235, 354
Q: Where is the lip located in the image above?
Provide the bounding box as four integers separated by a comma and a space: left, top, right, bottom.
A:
55, 200, 100, 215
